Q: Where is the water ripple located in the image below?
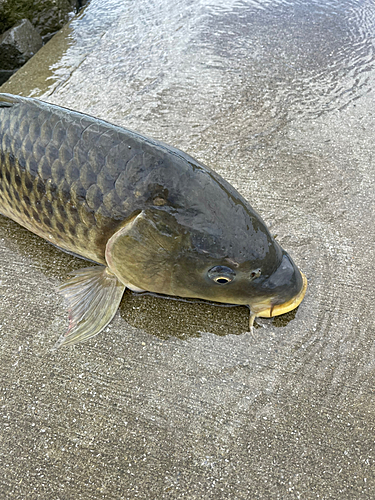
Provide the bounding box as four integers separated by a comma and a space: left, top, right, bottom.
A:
200, 0, 375, 121
28, 0, 375, 153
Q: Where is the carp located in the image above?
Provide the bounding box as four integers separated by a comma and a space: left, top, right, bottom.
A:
0, 94, 307, 345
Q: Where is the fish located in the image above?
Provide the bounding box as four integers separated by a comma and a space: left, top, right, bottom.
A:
0, 93, 307, 346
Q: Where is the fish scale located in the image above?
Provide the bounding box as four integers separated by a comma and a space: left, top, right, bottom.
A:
0, 93, 307, 346
0, 94, 156, 263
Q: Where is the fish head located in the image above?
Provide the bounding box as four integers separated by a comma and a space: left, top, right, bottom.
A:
168, 217, 307, 319
105, 206, 307, 320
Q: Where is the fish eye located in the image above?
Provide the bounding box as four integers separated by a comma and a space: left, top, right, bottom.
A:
250, 268, 261, 280
208, 266, 236, 285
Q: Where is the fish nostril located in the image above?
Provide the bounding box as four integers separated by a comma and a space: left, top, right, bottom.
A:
250, 268, 261, 280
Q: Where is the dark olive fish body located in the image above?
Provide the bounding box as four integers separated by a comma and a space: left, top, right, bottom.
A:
0, 94, 307, 345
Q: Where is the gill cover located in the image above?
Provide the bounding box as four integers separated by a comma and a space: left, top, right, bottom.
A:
105, 209, 187, 295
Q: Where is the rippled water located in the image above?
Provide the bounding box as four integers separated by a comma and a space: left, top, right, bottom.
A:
39, 0, 375, 127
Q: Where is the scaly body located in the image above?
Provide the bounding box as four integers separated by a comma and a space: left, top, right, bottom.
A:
0, 94, 307, 345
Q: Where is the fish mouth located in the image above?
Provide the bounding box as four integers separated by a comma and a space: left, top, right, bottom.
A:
250, 272, 308, 323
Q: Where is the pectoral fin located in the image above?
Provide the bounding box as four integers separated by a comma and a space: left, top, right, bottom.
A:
56, 266, 125, 347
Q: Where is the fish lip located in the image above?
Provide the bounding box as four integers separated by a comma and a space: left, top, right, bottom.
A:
251, 272, 308, 318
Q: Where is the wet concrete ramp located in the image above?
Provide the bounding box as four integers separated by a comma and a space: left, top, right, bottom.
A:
0, 0, 374, 498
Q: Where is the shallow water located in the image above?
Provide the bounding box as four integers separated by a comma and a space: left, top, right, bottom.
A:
1, 0, 375, 498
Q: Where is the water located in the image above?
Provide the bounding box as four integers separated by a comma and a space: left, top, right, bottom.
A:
29, 1, 375, 125
0, 0, 375, 498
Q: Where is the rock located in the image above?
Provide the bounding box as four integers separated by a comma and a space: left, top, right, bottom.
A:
0, 69, 15, 86
0, 19, 43, 70
0, 0, 81, 38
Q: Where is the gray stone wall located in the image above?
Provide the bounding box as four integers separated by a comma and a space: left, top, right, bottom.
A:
0, 0, 87, 84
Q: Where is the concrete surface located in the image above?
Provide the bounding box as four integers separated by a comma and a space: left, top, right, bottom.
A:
0, 0, 374, 498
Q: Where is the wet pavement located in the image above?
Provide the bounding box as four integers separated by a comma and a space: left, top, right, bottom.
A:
0, 0, 374, 498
